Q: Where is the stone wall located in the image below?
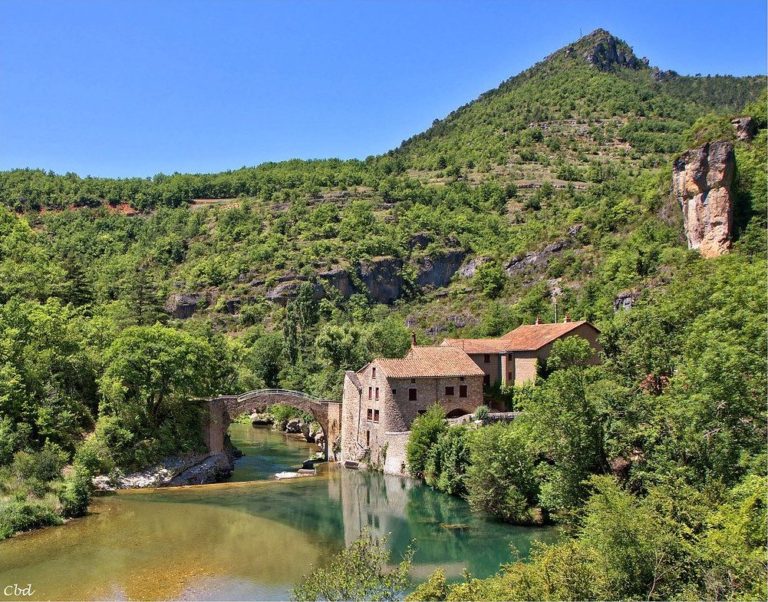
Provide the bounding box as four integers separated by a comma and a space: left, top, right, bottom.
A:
340, 363, 483, 467
325, 401, 342, 460
512, 352, 539, 385
467, 353, 500, 387
382, 431, 411, 476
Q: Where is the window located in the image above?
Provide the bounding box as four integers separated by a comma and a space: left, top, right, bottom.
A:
366, 430, 370, 446
367, 409, 373, 420
410, 378, 416, 383
409, 388, 417, 401
374, 410, 380, 423
508, 372, 513, 381
483, 374, 491, 387
417, 409, 426, 415
368, 387, 372, 400
392, 389, 396, 396
484, 354, 491, 363
372, 367, 376, 378
445, 386, 455, 396
375, 387, 379, 401
459, 376, 465, 382
459, 385, 467, 398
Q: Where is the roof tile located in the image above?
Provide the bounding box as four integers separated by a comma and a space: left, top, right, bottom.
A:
374, 346, 485, 379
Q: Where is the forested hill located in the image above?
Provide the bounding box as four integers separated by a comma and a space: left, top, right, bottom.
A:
1, 31, 766, 587
0, 29, 763, 211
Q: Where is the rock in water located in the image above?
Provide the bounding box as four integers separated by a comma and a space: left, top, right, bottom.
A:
673, 140, 735, 258
285, 418, 302, 433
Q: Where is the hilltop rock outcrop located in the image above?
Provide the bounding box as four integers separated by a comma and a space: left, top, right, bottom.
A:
673, 140, 735, 258
731, 116, 757, 141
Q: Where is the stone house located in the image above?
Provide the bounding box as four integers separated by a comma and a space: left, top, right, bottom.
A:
441, 318, 601, 388
340, 345, 484, 472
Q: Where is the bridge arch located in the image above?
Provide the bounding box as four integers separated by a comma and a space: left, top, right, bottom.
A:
203, 389, 341, 459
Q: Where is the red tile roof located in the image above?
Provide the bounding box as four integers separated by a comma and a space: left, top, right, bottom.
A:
373, 346, 485, 379
440, 338, 511, 354
441, 321, 596, 353
501, 320, 592, 350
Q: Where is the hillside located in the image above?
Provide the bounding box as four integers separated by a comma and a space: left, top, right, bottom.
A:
0, 27, 765, 461
3, 31, 763, 344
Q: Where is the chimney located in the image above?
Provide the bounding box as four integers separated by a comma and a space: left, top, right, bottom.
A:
535, 316, 540, 325
564, 314, 571, 323
411, 332, 417, 348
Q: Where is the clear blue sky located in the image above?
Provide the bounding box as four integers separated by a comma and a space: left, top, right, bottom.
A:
1, 0, 765, 177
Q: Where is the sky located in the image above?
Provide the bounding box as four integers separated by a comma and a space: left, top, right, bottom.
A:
1, 0, 766, 178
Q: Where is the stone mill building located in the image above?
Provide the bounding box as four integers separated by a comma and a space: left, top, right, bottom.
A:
339, 319, 601, 475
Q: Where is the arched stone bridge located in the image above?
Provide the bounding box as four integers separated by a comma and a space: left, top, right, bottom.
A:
203, 389, 342, 458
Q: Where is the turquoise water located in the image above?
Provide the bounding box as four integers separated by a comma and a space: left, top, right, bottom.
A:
0, 424, 557, 601
227, 423, 319, 481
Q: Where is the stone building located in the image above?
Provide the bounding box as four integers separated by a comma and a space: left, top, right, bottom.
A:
339, 319, 600, 474
340, 345, 484, 473
441, 318, 601, 388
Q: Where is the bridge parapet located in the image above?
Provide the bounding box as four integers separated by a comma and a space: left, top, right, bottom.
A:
203, 389, 341, 459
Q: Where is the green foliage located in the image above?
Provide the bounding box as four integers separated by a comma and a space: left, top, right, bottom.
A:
293, 529, 413, 602
59, 466, 91, 518
11, 442, 67, 485
405, 569, 448, 601
406, 404, 446, 478
474, 263, 507, 298
424, 426, 471, 496
519, 365, 607, 514
98, 325, 218, 468
545, 337, 593, 371
0, 501, 62, 541
465, 423, 540, 523
473, 405, 489, 421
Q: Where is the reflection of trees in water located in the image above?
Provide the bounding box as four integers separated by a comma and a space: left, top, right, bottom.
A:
140, 468, 557, 580
404, 479, 560, 577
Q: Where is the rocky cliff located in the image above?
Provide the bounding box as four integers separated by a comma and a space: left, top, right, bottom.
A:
673, 140, 735, 258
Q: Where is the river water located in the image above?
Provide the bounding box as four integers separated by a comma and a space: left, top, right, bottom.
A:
0, 424, 556, 600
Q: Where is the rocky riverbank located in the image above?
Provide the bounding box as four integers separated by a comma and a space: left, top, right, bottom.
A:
92, 449, 237, 491
248, 412, 326, 450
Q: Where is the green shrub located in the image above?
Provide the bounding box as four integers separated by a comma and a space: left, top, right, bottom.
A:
473, 405, 490, 421
406, 404, 446, 478
0, 501, 62, 540
465, 423, 540, 523
293, 529, 413, 602
424, 426, 471, 496
59, 466, 91, 518
11, 441, 67, 484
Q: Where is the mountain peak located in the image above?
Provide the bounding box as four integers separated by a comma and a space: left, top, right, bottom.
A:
557, 28, 646, 72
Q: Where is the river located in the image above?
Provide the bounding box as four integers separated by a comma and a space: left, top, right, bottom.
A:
0, 423, 557, 600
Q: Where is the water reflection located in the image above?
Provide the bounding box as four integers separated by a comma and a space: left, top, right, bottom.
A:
0, 426, 557, 601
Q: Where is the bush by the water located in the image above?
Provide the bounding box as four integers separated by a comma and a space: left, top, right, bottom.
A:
0, 501, 62, 540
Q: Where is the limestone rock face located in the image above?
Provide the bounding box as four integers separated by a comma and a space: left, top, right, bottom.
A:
357, 257, 404, 304
165, 293, 205, 319
415, 250, 466, 289
673, 141, 735, 258
731, 116, 757, 142
318, 267, 356, 298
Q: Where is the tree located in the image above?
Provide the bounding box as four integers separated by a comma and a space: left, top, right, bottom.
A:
475, 262, 506, 298
424, 426, 470, 496
249, 332, 285, 388
293, 529, 413, 602
99, 325, 216, 431
406, 404, 446, 478
465, 422, 540, 523
519, 366, 606, 513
